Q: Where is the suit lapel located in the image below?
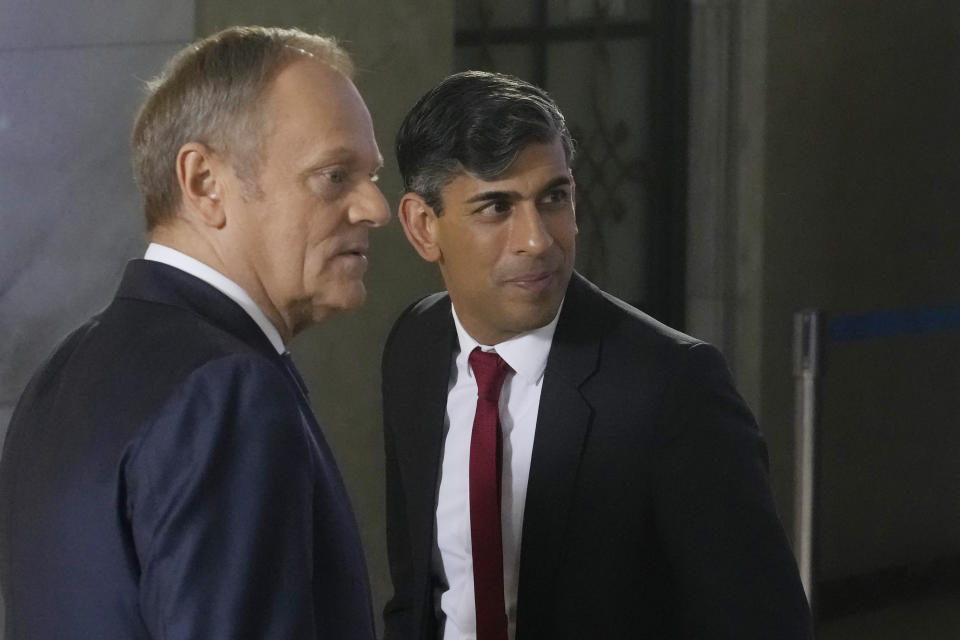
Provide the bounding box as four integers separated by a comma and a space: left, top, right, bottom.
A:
516, 274, 600, 631
393, 297, 456, 577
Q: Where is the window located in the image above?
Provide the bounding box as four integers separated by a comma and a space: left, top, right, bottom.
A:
455, 0, 689, 325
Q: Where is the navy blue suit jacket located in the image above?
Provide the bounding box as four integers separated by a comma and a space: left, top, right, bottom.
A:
0, 260, 374, 639
382, 273, 810, 639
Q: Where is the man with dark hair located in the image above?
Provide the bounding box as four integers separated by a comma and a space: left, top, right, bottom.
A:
0, 26, 389, 638
382, 71, 810, 639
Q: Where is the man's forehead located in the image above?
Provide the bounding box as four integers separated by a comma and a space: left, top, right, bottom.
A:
266, 58, 365, 119
259, 59, 379, 161
303, 145, 383, 166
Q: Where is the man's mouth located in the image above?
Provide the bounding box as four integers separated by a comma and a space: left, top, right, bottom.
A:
339, 243, 369, 259
504, 270, 557, 292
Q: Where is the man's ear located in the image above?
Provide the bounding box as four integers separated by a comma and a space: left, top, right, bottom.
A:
398, 193, 442, 262
569, 170, 579, 233
176, 142, 226, 229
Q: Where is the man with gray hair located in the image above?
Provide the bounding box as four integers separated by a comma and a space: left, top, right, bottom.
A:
0, 26, 389, 638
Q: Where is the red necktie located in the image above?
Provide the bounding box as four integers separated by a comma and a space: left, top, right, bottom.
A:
468, 347, 512, 640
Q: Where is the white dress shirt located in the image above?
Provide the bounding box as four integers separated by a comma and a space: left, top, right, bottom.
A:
436, 304, 561, 640
144, 243, 286, 355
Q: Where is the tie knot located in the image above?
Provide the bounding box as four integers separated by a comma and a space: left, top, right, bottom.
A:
469, 347, 512, 403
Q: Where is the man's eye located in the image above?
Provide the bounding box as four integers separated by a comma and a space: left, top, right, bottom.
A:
325, 169, 347, 184
479, 200, 512, 216
542, 189, 570, 205
307, 168, 349, 197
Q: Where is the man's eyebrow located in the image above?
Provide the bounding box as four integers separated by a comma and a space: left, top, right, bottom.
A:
465, 189, 520, 204
308, 146, 354, 163
299, 148, 384, 175
464, 175, 572, 204
540, 175, 572, 192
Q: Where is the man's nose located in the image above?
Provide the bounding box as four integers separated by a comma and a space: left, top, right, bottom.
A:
350, 179, 391, 227
511, 201, 553, 255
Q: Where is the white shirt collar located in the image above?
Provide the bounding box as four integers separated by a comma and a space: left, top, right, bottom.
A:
144, 242, 286, 355
450, 300, 562, 385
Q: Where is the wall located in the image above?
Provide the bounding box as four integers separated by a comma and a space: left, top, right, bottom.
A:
0, 3, 194, 469
688, 3, 960, 634
762, 0, 960, 632
763, 0, 960, 543
686, 0, 768, 449
0, 1, 197, 632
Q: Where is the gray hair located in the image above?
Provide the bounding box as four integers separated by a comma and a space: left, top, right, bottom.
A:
131, 25, 353, 230
396, 71, 574, 215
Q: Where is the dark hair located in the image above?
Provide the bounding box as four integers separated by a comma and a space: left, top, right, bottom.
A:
395, 70, 574, 214
132, 26, 352, 230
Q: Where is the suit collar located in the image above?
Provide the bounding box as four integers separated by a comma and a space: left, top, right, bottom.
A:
410, 293, 457, 460
116, 260, 333, 490
144, 243, 285, 354
543, 272, 603, 388
115, 259, 280, 360
450, 302, 560, 386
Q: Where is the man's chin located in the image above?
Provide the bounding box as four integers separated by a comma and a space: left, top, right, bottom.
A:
324, 285, 368, 315
504, 299, 564, 334
294, 286, 367, 328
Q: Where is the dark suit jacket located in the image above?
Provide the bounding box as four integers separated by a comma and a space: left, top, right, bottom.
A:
382, 272, 810, 639
0, 260, 374, 639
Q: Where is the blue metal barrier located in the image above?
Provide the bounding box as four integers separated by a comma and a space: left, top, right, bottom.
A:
792, 302, 960, 609
829, 303, 960, 343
